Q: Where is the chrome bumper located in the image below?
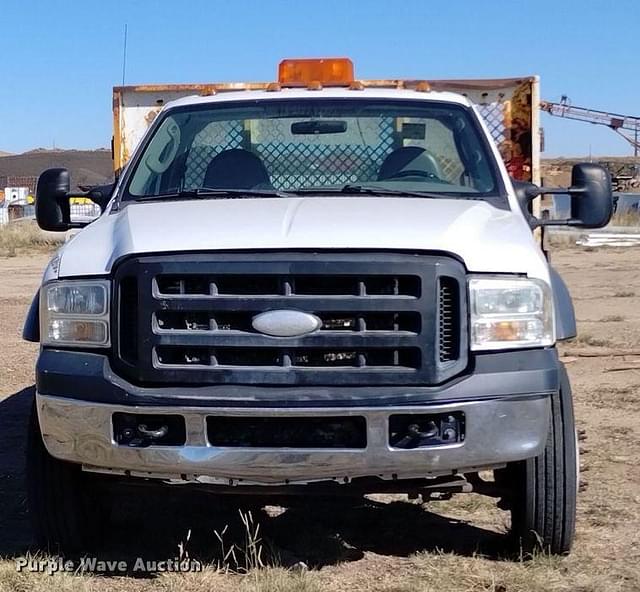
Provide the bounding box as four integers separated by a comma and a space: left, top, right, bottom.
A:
36, 393, 550, 486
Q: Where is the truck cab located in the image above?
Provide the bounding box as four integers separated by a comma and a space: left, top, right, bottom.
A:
26, 59, 613, 555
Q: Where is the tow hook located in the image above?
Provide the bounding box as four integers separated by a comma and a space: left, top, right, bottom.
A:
395, 421, 439, 448
137, 424, 169, 440
389, 412, 465, 449
112, 413, 186, 447
118, 423, 169, 447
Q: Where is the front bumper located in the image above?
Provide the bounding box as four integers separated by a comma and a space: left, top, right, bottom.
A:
37, 393, 550, 485
36, 348, 558, 486
37, 348, 559, 408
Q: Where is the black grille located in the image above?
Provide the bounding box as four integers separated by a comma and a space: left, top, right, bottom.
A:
438, 277, 460, 363
155, 346, 421, 369
206, 416, 367, 448
113, 253, 467, 386
155, 311, 421, 334
156, 274, 421, 297
118, 277, 139, 365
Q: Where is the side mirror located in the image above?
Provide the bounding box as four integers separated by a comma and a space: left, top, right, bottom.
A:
515, 163, 613, 229
35, 169, 113, 232
568, 163, 613, 228
35, 168, 71, 231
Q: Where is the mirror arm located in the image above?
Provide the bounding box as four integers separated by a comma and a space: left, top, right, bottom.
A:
540, 186, 587, 196
525, 185, 587, 198
537, 218, 586, 228
65, 188, 111, 213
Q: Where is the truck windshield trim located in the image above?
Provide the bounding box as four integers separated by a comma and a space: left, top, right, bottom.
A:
129, 186, 498, 205
119, 98, 508, 207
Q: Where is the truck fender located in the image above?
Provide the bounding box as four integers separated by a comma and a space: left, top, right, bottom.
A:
550, 266, 577, 340
23, 291, 40, 342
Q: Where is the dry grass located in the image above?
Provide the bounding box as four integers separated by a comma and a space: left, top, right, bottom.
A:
0, 222, 62, 257
0, 550, 632, 592
0, 562, 322, 592
401, 551, 630, 592
544, 232, 579, 249
610, 210, 640, 227
213, 510, 268, 573
6, 496, 623, 592
569, 332, 613, 348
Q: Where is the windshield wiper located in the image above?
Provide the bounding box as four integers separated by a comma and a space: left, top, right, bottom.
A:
294, 185, 470, 199
131, 185, 485, 203
132, 187, 291, 202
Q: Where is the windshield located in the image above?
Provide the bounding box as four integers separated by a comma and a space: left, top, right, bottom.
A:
124, 99, 504, 203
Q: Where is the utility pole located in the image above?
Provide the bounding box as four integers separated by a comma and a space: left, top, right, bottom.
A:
122, 24, 128, 86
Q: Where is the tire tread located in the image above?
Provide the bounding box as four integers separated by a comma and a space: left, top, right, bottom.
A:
508, 363, 577, 555
27, 404, 102, 553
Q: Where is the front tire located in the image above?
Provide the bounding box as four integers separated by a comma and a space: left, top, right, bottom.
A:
27, 404, 108, 553
504, 363, 577, 555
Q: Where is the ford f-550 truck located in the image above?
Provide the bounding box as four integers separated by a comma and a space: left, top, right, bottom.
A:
25, 59, 613, 554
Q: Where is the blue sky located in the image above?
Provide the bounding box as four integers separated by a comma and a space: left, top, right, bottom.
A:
1, 0, 638, 156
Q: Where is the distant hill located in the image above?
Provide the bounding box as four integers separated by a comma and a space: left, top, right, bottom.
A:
0, 151, 13, 158
0, 149, 113, 190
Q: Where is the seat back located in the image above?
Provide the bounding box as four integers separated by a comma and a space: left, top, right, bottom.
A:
378, 146, 443, 180
204, 148, 272, 189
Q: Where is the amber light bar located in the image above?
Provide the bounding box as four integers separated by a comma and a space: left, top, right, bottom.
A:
278, 58, 355, 87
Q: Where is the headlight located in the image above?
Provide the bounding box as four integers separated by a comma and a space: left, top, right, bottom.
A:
469, 277, 554, 351
40, 280, 110, 347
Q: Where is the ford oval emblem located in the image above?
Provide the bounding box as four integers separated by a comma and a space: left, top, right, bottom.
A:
252, 310, 322, 337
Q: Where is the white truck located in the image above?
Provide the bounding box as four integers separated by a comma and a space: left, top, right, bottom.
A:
25, 59, 613, 555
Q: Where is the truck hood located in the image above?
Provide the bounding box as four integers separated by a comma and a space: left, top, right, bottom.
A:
55, 197, 550, 281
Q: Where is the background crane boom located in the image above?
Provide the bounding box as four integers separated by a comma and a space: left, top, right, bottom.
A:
540, 96, 640, 155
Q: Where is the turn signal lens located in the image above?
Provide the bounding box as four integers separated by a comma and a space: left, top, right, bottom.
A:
278, 58, 354, 87
48, 319, 108, 345
472, 319, 546, 345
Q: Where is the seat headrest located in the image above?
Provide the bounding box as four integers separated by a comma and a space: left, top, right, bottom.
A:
378, 146, 441, 180
204, 148, 272, 190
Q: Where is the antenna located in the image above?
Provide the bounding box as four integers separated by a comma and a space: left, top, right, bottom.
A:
121, 24, 128, 86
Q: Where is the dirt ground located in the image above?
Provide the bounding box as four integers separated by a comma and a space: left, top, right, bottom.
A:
0, 247, 638, 592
